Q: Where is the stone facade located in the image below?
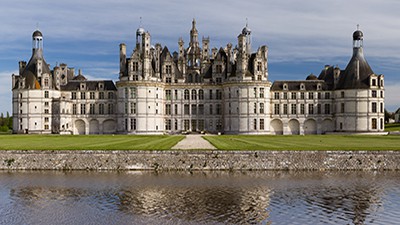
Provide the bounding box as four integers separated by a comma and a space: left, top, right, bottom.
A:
12, 21, 385, 134
1, 150, 400, 171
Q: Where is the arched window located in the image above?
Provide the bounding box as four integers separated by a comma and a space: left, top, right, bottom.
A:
198, 90, 204, 100
191, 90, 197, 100
184, 90, 190, 100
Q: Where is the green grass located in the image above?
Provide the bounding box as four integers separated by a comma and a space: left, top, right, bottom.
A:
203, 135, 400, 151
0, 135, 184, 150
385, 123, 400, 132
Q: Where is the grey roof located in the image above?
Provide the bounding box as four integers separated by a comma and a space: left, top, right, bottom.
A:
21, 49, 52, 89
72, 74, 87, 81
336, 47, 373, 90
61, 80, 117, 91
271, 80, 328, 91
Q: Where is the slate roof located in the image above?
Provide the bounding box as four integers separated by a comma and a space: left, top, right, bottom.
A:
271, 80, 328, 91
336, 47, 374, 90
61, 80, 117, 91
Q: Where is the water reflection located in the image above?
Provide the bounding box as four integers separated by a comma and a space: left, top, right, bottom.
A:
1, 171, 399, 225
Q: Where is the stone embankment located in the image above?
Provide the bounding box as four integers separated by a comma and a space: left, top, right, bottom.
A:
1, 150, 400, 171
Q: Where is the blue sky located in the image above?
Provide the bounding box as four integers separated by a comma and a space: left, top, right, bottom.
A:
1, 0, 400, 114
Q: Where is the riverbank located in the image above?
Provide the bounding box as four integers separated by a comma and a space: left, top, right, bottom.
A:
1, 150, 400, 171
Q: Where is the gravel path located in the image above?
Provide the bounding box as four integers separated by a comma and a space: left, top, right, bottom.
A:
172, 135, 216, 150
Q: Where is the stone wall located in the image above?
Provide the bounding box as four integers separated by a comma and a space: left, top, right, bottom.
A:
1, 150, 399, 171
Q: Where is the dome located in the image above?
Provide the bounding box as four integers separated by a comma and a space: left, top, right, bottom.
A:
32, 30, 43, 38
136, 27, 145, 36
353, 30, 363, 40
306, 74, 318, 80
242, 25, 251, 35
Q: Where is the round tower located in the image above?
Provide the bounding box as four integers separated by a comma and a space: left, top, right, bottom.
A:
32, 30, 43, 52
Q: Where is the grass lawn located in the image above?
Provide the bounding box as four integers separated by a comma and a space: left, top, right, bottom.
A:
203, 135, 400, 151
385, 123, 400, 132
0, 135, 184, 150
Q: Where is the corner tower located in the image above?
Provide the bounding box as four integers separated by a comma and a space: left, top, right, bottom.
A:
334, 26, 385, 132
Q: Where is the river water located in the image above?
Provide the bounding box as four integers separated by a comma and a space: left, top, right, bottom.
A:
0, 171, 399, 225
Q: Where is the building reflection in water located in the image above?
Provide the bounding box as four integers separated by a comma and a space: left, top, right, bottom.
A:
4, 171, 398, 224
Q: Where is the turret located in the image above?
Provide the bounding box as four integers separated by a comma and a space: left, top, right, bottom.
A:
202, 37, 210, 62
119, 43, 126, 77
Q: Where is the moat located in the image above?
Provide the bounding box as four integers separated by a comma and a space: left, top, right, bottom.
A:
1, 171, 399, 224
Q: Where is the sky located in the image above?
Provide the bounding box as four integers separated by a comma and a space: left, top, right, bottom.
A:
1, 0, 400, 114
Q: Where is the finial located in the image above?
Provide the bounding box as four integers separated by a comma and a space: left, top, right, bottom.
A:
246, 18, 248, 27
36, 22, 39, 30
357, 24, 360, 30
139, 17, 142, 27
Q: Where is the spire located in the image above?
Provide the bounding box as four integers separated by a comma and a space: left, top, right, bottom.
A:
190, 18, 199, 47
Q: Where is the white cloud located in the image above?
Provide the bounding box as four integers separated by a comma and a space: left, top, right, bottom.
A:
0, 71, 16, 115
383, 83, 400, 112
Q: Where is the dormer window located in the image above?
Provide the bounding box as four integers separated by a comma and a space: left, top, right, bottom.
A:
283, 83, 288, 90
300, 83, 305, 90
317, 84, 321, 90
372, 79, 377, 86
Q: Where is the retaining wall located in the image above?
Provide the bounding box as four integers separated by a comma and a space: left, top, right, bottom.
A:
1, 150, 400, 171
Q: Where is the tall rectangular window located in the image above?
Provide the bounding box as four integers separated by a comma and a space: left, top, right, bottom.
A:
99, 104, 104, 115
130, 87, 136, 98
131, 103, 136, 114
191, 104, 197, 115
274, 92, 279, 99
45, 91, 49, 98
71, 92, 77, 99
274, 104, 280, 114
380, 102, 384, 113
132, 62, 138, 72
308, 92, 314, 99
166, 104, 171, 115
90, 92, 95, 99
198, 104, 204, 115
254, 103, 257, 114
283, 104, 288, 114
216, 104, 222, 115
108, 92, 114, 99
324, 104, 330, 114
184, 104, 189, 115
341, 103, 345, 113
372, 118, 377, 129
99, 92, 104, 99
300, 104, 305, 114
254, 88, 257, 98
308, 104, 314, 114
73, 104, 77, 115
300, 92, 305, 100
80, 104, 86, 114
166, 90, 172, 100
317, 104, 321, 114
260, 88, 264, 98
260, 119, 264, 130
174, 90, 178, 99
89, 104, 95, 114
131, 119, 136, 130
209, 90, 213, 100
260, 103, 264, 114
108, 104, 113, 114
166, 65, 172, 74
291, 92, 296, 99
81, 92, 86, 99
254, 119, 257, 130
174, 104, 178, 115
216, 90, 222, 99
165, 119, 172, 130
372, 102, 377, 113
291, 104, 297, 114
283, 92, 288, 99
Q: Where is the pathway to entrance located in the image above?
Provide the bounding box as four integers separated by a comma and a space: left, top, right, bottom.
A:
172, 135, 216, 150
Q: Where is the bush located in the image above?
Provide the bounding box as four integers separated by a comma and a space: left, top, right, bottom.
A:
0, 125, 9, 132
